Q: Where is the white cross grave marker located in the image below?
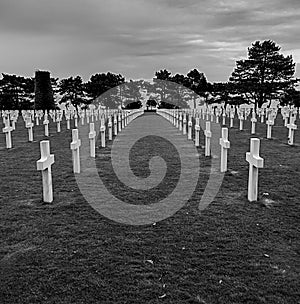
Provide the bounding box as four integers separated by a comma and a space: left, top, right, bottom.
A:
266, 117, 274, 139
114, 113, 118, 135
183, 113, 187, 135
56, 115, 61, 133
118, 112, 122, 132
108, 115, 113, 140
121, 112, 125, 129
35, 112, 40, 125
246, 138, 264, 202
222, 112, 226, 125
74, 112, 78, 128
287, 122, 297, 145
43, 112, 49, 137
195, 117, 200, 147
2, 119, 13, 149
238, 111, 244, 131
100, 117, 106, 148
230, 111, 234, 128
36, 140, 55, 203
188, 115, 192, 140
204, 121, 212, 156
89, 123, 96, 157
219, 127, 230, 172
251, 111, 257, 134
260, 109, 265, 123
26, 117, 34, 142
70, 129, 81, 173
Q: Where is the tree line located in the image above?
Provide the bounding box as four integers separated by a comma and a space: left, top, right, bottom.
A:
0, 40, 299, 110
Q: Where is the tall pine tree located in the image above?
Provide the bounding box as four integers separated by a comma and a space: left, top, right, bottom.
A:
229, 40, 297, 108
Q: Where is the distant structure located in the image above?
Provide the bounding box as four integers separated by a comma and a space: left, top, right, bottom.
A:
34, 70, 56, 110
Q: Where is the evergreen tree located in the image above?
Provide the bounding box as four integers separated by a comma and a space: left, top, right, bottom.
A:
229, 40, 297, 108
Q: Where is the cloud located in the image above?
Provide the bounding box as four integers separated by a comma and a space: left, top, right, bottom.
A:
0, 0, 299, 82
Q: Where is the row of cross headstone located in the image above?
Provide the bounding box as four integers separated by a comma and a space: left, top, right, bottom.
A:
1, 108, 136, 149
156, 104, 298, 145
157, 108, 264, 202
36, 109, 144, 203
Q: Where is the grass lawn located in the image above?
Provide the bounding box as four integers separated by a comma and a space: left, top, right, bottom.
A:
0, 112, 299, 304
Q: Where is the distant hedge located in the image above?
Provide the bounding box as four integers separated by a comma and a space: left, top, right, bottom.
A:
34, 70, 55, 110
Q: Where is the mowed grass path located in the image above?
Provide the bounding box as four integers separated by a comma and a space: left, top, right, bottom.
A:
0, 112, 299, 304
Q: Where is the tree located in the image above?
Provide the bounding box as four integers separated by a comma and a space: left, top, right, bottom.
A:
85, 72, 125, 99
146, 99, 157, 109
280, 87, 300, 107
122, 80, 142, 107
229, 40, 297, 108
85, 72, 125, 108
34, 70, 56, 110
58, 76, 88, 111
0, 74, 35, 110
185, 69, 211, 108
210, 82, 245, 106
123, 99, 142, 109
158, 101, 178, 109
153, 69, 173, 104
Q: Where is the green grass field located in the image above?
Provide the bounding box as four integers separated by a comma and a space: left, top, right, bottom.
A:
0, 112, 299, 304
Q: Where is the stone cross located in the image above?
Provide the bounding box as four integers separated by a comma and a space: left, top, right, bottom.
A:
200, 108, 204, 120
94, 109, 98, 121
108, 115, 113, 140
36, 140, 55, 203
204, 121, 212, 156
251, 111, 257, 134
118, 112, 122, 132
86, 110, 90, 124
89, 123, 96, 157
2, 118, 13, 149
100, 117, 106, 148
49, 110, 56, 123
230, 111, 235, 128
205, 108, 209, 121
195, 117, 200, 147
281, 110, 289, 126
35, 111, 40, 126
222, 111, 226, 126
43, 112, 49, 137
219, 127, 230, 172
114, 113, 118, 135
238, 110, 244, 131
65, 111, 71, 129
260, 109, 265, 123
56, 115, 61, 133
121, 112, 125, 129
90, 109, 94, 122
266, 116, 274, 139
179, 112, 183, 131
74, 112, 78, 128
183, 113, 187, 135
215, 108, 220, 124
246, 138, 264, 202
287, 122, 297, 145
210, 109, 214, 122
188, 115, 192, 140
10, 112, 18, 130
175, 110, 179, 128
80, 110, 85, 125
125, 111, 129, 127
70, 129, 81, 173
25, 116, 34, 142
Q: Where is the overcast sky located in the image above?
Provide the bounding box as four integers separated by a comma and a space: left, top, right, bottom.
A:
0, 0, 299, 83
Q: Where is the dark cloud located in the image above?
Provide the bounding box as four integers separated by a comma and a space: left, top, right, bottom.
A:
0, 0, 299, 82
